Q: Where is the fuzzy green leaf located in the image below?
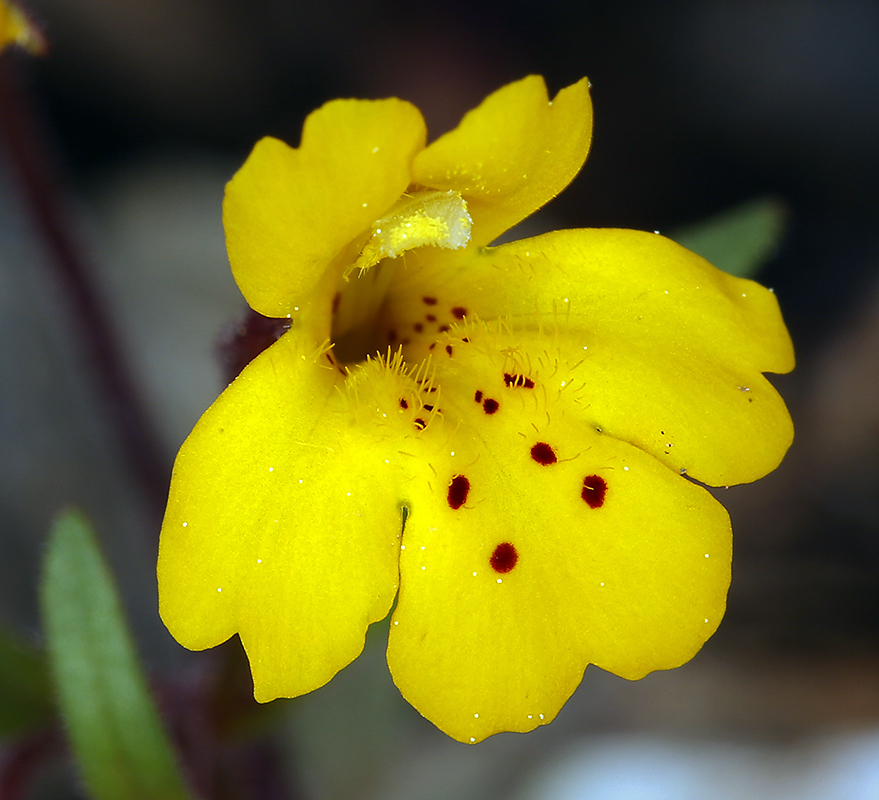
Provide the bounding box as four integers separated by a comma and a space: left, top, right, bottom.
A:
0, 626, 53, 738
40, 510, 193, 800
672, 196, 788, 278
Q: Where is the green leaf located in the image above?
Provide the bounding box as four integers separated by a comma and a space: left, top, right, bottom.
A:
40, 510, 193, 800
672, 196, 788, 279
0, 625, 53, 738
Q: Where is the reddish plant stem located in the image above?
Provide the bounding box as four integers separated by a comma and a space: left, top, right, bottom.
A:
0, 727, 63, 800
0, 52, 169, 522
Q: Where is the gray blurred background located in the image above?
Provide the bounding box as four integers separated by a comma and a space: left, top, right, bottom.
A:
2, 0, 878, 798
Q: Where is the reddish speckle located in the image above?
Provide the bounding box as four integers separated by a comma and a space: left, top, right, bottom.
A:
426, 314, 436, 322
490, 542, 518, 573
414, 418, 426, 429
423, 296, 438, 305
438, 324, 450, 333
445, 345, 454, 356
451, 306, 467, 319
414, 323, 423, 333
531, 442, 557, 465
504, 373, 535, 389
423, 404, 434, 412
447, 475, 470, 509
483, 398, 500, 414
399, 398, 409, 409
462, 337, 470, 343
332, 292, 341, 314
429, 342, 436, 350
581, 475, 608, 508
388, 329, 397, 342
474, 390, 483, 403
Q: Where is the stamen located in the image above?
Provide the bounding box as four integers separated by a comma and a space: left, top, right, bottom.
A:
351, 190, 472, 274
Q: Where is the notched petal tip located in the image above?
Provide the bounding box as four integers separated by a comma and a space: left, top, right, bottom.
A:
413, 75, 593, 245
224, 98, 427, 318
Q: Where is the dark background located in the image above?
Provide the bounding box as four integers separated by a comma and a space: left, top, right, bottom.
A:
2, 1, 878, 798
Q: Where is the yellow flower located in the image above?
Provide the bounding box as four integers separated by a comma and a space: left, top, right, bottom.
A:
158, 76, 794, 744
0, 0, 44, 55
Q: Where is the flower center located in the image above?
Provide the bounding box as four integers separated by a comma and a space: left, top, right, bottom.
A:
350, 189, 472, 276
332, 190, 472, 364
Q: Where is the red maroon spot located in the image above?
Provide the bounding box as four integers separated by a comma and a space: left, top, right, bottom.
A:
388, 329, 397, 342
445, 345, 454, 356
462, 337, 470, 343
414, 418, 426, 429
399, 398, 409, 409
483, 398, 500, 414
438, 324, 450, 333
474, 390, 483, 403
426, 314, 437, 322
423, 296, 438, 305
414, 323, 423, 333
490, 542, 518, 573
530, 442, 557, 465
581, 475, 608, 508
332, 292, 341, 314
429, 342, 436, 350
504, 373, 535, 388
447, 475, 470, 509
451, 306, 467, 319
423, 404, 434, 412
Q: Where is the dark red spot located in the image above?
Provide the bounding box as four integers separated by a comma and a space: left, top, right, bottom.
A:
423, 404, 434, 412
414, 323, 423, 333
423, 296, 438, 305
388, 329, 397, 342
581, 475, 608, 508
429, 342, 436, 350
483, 398, 499, 414
490, 542, 518, 573
447, 475, 470, 509
332, 292, 341, 314
530, 442, 557, 465
426, 314, 437, 322
504, 373, 535, 388
400, 338, 410, 345
462, 337, 470, 343
445, 345, 453, 356
399, 398, 409, 409
451, 306, 467, 319
474, 390, 483, 403
325, 353, 336, 366
414, 418, 426, 429
438, 324, 450, 333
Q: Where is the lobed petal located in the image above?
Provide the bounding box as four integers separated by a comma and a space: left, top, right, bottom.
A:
158, 334, 410, 700
224, 99, 426, 319
412, 76, 592, 246
387, 331, 731, 743
383, 229, 794, 486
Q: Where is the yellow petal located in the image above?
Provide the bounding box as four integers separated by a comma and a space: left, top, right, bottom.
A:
223, 98, 426, 319
412, 75, 592, 246
387, 332, 731, 743
0, 0, 44, 54
158, 334, 411, 700
383, 229, 794, 486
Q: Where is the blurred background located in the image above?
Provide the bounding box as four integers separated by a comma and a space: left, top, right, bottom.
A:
1, 0, 878, 797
